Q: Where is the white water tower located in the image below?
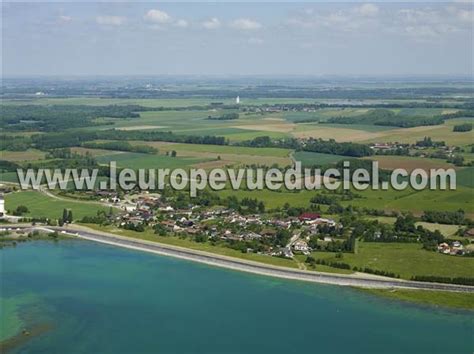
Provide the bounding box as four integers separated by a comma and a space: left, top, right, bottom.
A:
236, 96, 240, 104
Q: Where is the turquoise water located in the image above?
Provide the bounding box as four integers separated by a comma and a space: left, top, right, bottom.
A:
1, 240, 473, 354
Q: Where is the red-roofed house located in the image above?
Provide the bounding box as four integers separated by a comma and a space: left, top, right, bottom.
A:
298, 213, 321, 221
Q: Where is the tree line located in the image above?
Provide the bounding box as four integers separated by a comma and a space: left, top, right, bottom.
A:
325, 109, 474, 128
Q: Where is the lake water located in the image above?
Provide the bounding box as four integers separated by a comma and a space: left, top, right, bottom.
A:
1, 240, 472, 354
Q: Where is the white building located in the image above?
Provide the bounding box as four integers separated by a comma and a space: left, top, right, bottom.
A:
236, 96, 240, 104
293, 240, 309, 252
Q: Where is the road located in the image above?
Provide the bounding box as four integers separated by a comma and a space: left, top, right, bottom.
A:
27, 224, 474, 293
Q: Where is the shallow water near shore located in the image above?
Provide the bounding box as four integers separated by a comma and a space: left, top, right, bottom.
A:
1, 240, 473, 354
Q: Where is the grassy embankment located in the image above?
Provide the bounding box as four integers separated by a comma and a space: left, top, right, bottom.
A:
78, 223, 353, 274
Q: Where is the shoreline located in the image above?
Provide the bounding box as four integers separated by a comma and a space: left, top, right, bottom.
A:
43, 225, 474, 292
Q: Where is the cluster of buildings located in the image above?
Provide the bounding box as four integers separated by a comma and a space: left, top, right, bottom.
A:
369, 142, 407, 151
369, 141, 456, 157
437, 241, 465, 256
97, 191, 340, 259
242, 105, 319, 114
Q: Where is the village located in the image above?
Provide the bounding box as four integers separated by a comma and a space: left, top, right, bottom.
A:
92, 190, 342, 260
88, 190, 474, 260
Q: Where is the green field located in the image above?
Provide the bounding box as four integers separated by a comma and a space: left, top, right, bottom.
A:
360, 118, 474, 146
314, 123, 398, 132
94, 108, 292, 142
217, 184, 474, 217
345, 186, 473, 216
4, 191, 109, 220
456, 167, 474, 188
126, 141, 292, 167
0, 172, 20, 183
218, 188, 317, 208
96, 152, 211, 169
283, 108, 372, 123
366, 216, 461, 237
292, 118, 474, 146
312, 242, 474, 279
222, 130, 289, 142
170, 144, 291, 157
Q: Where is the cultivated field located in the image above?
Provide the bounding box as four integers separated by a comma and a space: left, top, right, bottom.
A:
362, 155, 455, 172
128, 141, 293, 167
0, 150, 46, 162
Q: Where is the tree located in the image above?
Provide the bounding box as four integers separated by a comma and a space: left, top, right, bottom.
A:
394, 214, 416, 233
67, 210, 73, 223
13, 205, 29, 216
62, 208, 68, 223
170, 150, 177, 157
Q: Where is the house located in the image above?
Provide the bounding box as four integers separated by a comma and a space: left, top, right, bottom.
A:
298, 213, 321, 222
311, 218, 337, 227
185, 228, 200, 236
160, 220, 176, 231
261, 228, 277, 238
159, 206, 174, 212
437, 242, 450, 254
293, 240, 309, 252
123, 204, 137, 212
243, 232, 262, 240
270, 219, 291, 229
223, 232, 243, 241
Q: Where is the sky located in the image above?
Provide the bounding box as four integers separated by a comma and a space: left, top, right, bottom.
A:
1, 1, 473, 77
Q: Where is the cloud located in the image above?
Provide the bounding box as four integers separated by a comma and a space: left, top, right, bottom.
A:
230, 18, 262, 30
355, 4, 379, 17
287, 4, 378, 31
287, 3, 470, 39
202, 18, 221, 29
175, 19, 188, 28
96, 16, 126, 26
394, 7, 467, 39
144, 9, 171, 24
